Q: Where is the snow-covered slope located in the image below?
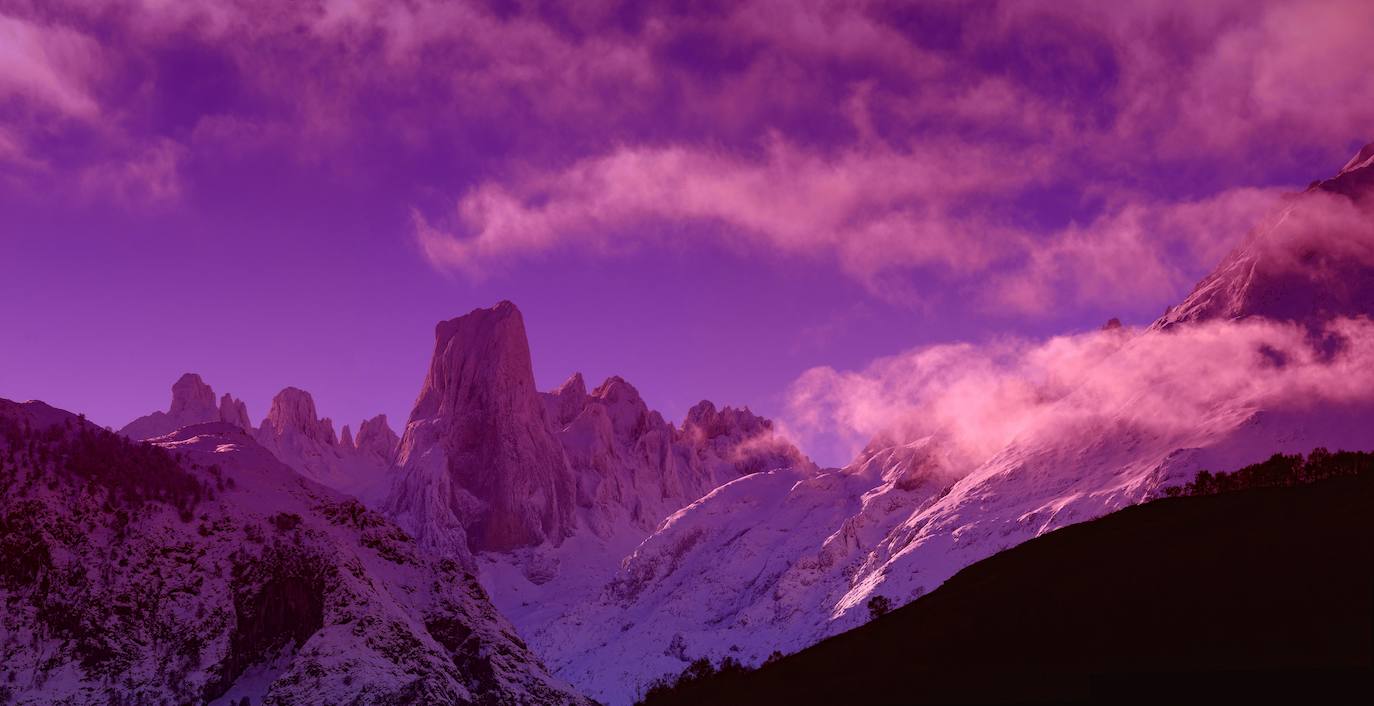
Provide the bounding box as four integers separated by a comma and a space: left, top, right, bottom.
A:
482, 373, 814, 648
0, 398, 589, 705
536, 143, 1374, 705
380, 302, 813, 668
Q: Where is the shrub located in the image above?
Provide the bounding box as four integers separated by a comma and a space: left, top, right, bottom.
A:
867, 595, 892, 621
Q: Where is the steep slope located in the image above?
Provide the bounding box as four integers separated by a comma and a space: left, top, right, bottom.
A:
544, 143, 1374, 703
640, 469, 1374, 705
0, 398, 588, 705
119, 373, 252, 439
1155, 141, 1374, 330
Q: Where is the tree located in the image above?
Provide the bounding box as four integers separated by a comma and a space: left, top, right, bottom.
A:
867, 595, 892, 621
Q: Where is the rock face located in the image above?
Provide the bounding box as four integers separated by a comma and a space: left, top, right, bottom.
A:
547, 376, 813, 540
219, 393, 251, 431
534, 144, 1374, 705
258, 387, 337, 446
387, 302, 577, 559
382, 302, 813, 668
255, 387, 390, 502
354, 414, 400, 464
0, 398, 590, 705
119, 373, 252, 439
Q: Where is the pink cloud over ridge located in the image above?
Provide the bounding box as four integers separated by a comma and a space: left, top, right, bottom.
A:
786, 315, 1374, 471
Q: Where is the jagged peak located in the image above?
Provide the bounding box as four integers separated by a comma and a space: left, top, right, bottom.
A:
556, 372, 587, 397
217, 393, 251, 430
355, 414, 399, 462
1339, 141, 1374, 176
261, 386, 336, 445
411, 300, 542, 423
1153, 142, 1374, 331
169, 373, 216, 417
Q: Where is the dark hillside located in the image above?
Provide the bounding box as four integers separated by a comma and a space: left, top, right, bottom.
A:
641, 461, 1374, 704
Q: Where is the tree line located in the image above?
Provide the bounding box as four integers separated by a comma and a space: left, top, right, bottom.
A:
1163, 448, 1374, 498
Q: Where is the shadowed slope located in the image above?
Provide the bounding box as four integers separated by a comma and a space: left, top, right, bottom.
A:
640, 471, 1374, 705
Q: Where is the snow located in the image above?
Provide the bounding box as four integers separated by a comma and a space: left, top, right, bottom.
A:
0, 407, 588, 705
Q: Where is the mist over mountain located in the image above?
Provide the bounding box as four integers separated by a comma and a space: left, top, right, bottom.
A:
7, 143, 1374, 704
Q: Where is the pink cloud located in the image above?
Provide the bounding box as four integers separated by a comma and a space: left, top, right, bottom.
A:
989, 0, 1374, 162
0, 12, 101, 119
988, 187, 1288, 314
786, 315, 1374, 470
2, 0, 1370, 299
416, 136, 1051, 296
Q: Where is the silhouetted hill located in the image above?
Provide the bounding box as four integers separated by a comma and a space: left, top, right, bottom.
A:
639, 459, 1374, 705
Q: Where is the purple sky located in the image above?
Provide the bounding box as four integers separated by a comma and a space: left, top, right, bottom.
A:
2, 1, 1371, 466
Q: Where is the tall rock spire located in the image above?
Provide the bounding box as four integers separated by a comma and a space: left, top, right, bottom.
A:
387, 301, 576, 558
218, 393, 251, 430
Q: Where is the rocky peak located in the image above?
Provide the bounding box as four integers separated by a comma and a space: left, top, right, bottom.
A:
355, 414, 399, 463
589, 376, 652, 442
340, 424, 354, 450
1153, 145, 1374, 331
545, 372, 590, 429
169, 373, 217, 419
1339, 141, 1374, 176
388, 301, 576, 556
681, 400, 774, 442
218, 393, 251, 430
260, 387, 337, 446
119, 373, 229, 440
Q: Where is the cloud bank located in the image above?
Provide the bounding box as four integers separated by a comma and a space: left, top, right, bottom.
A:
786, 316, 1374, 470
2, 0, 1371, 311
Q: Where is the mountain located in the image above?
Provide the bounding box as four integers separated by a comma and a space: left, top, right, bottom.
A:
380, 302, 813, 672
638, 463, 1374, 705
0, 398, 588, 705
536, 143, 1374, 704
255, 387, 392, 502
121, 376, 393, 503
1155, 141, 1374, 330
353, 414, 401, 465
119, 373, 252, 439
385, 301, 578, 561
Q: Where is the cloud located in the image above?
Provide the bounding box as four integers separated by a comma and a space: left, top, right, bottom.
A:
991, 0, 1374, 160
0, 12, 101, 119
79, 138, 184, 204
2, 0, 1370, 300
785, 315, 1374, 469
415, 135, 1050, 294
988, 187, 1288, 314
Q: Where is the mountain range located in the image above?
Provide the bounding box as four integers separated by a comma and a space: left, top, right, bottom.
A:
3, 143, 1373, 704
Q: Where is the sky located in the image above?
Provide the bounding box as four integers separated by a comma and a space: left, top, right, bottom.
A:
1, 0, 1371, 467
